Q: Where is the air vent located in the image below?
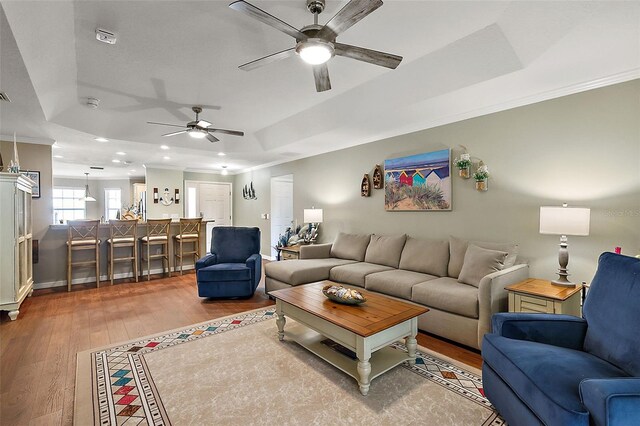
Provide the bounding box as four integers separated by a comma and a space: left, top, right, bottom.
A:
0, 92, 11, 102
90, 166, 104, 170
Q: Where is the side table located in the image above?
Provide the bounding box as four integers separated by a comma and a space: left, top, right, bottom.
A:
279, 245, 301, 260
505, 278, 583, 317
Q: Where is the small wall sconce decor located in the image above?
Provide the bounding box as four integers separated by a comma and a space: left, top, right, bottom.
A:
153, 187, 159, 203
159, 188, 174, 206
454, 147, 471, 179
361, 173, 371, 197
243, 181, 257, 200
175, 189, 180, 204
372, 165, 383, 189
473, 162, 490, 192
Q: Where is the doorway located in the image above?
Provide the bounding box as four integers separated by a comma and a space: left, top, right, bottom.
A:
184, 181, 232, 253
270, 175, 293, 258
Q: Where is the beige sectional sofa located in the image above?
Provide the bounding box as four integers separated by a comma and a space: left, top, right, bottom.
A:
265, 233, 529, 349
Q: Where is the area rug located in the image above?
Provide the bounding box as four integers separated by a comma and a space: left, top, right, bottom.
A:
75, 308, 504, 425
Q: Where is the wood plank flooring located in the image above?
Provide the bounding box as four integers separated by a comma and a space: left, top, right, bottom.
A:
0, 270, 481, 426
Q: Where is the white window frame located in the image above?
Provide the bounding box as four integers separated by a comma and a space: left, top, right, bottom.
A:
52, 187, 86, 223
104, 188, 122, 220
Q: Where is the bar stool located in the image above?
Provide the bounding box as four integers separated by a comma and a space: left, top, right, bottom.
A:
173, 218, 202, 275
140, 219, 171, 281
66, 219, 101, 292
106, 219, 138, 285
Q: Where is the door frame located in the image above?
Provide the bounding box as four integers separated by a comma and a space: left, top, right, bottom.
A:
183, 180, 233, 223
270, 174, 294, 259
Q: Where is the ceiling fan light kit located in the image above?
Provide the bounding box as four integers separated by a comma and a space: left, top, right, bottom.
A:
229, 0, 402, 92
148, 106, 244, 144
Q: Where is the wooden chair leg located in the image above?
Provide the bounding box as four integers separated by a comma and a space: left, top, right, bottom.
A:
96, 244, 100, 288
133, 243, 139, 283
166, 242, 171, 278
147, 243, 151, 282
67, 246, 72, 292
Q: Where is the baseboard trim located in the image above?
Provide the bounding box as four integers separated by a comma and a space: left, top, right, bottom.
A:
261, 253, 276, 261
33, 265, 195, 290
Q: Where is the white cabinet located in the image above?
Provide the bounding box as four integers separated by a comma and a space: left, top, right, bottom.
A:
0, 173, 34, 320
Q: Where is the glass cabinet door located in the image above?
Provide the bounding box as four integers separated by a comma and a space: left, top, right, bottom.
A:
25, 190, 32, 235
17, 189, 25, 237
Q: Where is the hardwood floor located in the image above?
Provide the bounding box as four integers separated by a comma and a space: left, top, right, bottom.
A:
0, 271, 481, 426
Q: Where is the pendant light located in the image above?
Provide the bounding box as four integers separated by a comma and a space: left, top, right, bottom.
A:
80, 172, 96, 202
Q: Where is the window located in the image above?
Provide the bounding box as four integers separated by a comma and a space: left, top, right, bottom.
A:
52, 187, 86, 223
104, 188, 122, 220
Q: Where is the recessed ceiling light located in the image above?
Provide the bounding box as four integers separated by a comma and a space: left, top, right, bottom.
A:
130, 169, 136, 172
163, 156, 170, 160
53, 155, 63, 159
112, 159, 120, 163
218, 152, 226, 157
160, 145, 169, 150
116, 151, 126, 156
95, 137, 109, 142
221, 166, 228, 176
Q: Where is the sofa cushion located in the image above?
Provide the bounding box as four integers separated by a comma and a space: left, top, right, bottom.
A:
197, 263, 250, 282
448, 236, 518, 278
329, 262, 394, 287
583, 253, 640, 376
398, 237, 449, 277
265, 258, 356, 286
411, 277, 479, 318
364, 234, 407, 268
483, 334, 629, 426
365, 269, 437, 299
330, 233, 371, 261
458, 245, 507, 287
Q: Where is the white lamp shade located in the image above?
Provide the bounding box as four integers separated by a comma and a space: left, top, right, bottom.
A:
304, 208, 323, 223
539, 206, 590, 236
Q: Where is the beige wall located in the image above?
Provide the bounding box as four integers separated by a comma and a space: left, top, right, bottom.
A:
0, 141, 53, 284
232, 80, 640, 285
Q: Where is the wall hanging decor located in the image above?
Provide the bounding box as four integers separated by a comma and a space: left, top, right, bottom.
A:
153, 187, 159, 203
384, 149, 451, 211
454, 150, 471, 179
473, 162, 490, 192
361, 174, 371, 197
174, 189, 180, 204
372, 165, 383, 189
243, 182, 257, 200
159, 188, 174, 205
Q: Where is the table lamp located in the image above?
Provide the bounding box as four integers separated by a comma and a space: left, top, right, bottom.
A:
539, 204, 590, 287
303, 207, 323, 243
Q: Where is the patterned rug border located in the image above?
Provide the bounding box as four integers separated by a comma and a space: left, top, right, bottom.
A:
75, 307, 502, 426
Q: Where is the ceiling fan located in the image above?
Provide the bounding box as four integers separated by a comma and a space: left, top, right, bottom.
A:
229, 0, 403, 92
147, 106, 244, 143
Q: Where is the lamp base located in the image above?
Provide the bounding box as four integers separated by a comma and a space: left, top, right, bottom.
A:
551, 275, 576, 287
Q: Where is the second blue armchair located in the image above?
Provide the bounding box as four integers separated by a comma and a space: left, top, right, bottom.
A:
196, 227, 261, 298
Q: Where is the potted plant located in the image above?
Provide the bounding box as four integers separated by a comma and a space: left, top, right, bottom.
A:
473, 164, 490, 191
454, 153, 472, 178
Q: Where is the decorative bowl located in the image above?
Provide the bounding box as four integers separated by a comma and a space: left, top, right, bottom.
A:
322, 285, 366, 305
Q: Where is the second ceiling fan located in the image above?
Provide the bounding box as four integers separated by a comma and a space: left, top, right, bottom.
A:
229, 0, 403, 92
147, 106, 244, 143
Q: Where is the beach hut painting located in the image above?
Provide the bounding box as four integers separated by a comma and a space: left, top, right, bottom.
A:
384, 149, 451, 211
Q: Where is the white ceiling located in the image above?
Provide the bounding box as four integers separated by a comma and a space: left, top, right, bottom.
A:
1, 0, 638, 179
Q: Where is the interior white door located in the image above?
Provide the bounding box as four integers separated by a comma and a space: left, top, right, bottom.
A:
198, 182, 232, 252
270, 175, 293, 258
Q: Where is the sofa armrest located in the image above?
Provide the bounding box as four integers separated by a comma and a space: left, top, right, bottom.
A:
580, 378, 640, 426
477, 264, 529, 346
299, 243, 332, 259
196, 253, 217, 271
491, 313, 588, 350
246, 254, 262, 289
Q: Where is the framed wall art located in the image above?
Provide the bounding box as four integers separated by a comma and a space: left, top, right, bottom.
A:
384, 149, 451, 211
20, 170, 41, 198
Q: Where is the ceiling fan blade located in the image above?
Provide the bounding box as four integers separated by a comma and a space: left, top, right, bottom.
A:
334, 43, 402, 69
147, 121, 185, 128
206, 133, 220, 143
161, 130, 188, 137
312, 64, 331, 92
196, 120, 212, 128
229, 1, 307, 40
208, 128, 245, 137
316, 0, 383, 40
239, 47, 296, 71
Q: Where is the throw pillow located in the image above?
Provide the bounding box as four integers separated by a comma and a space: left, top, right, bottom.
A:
458, 244, 507, 287
364, 234, 407, 268
330, 232, 371, 261
398, 237, 449, 277
448, 236, 519, 278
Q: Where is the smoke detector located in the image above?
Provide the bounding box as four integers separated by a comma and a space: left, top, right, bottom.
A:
95, 29, 117, 45
86, 97, 100, 109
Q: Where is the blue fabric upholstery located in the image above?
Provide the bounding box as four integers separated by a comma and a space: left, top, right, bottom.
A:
482, 253, 640, 426
196, 227, 261, 298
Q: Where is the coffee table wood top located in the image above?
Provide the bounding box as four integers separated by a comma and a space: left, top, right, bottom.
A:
270, 281, 428, 337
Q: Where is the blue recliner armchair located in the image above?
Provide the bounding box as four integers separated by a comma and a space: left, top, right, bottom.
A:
195, 227, 261, 298
482, 253, 640, 426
